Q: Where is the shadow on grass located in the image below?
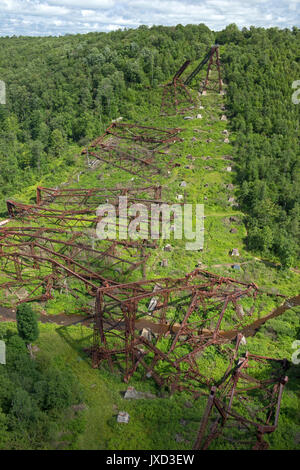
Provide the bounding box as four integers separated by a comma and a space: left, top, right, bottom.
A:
56, 320, 93, 364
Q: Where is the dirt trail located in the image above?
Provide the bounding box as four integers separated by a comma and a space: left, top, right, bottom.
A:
133, 294, 300, 339
234, 294, 300, 338
1, 295, 299, 342
0, 306, 88, 326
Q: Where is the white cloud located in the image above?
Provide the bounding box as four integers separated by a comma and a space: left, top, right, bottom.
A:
106, 23, 124, 31
0, 0, 299, 36
34, 4, 70, 15
81, 9, 96, 17
48, 0, 113, 7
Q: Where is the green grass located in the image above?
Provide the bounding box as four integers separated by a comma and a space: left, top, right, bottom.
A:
32, 322, 207, 450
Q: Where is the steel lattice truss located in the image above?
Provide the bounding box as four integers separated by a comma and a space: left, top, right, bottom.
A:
6, 183, 167, 235
201, 45, 223, 94
160, 47, 223, 114
90, 122, 183, 149
7, 200, 104, 229
193, 353, 289, 450
0, 115, 291, 450
90, 268, 277, 392
83, 143, 173, 183
184, 45, 223, 94
83, 143, 175, 183
2, 185, 169, 305
82, 123, 183, 182
6, 201, 164, 236
160, 60, 195, 116
36, 185, 162, 208
0, 226, 153, 305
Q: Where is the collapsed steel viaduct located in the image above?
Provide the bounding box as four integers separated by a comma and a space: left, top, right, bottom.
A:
0, 46, 298, 450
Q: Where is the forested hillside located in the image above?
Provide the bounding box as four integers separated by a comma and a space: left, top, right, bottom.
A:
0, 24, 214, 209
221, 27, 300, 266
0, 24, 299, 450
0, 24, 299, 263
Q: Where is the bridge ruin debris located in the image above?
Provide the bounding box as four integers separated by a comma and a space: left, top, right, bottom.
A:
0, 226, 153, 305
184, 45, 223, 94
160, 60, 195, 116
193, 353, 289, 450
90, 268, 274, 393
82, 123, 183, 182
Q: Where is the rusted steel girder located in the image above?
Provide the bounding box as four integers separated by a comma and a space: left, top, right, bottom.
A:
36, 185, 163, 207
91, 268, 279, 392
0, 228, 150, 274
7, 200, 100, 227
193, 353, 289, 450
202, 45, 223, 94
7, 200, 110, 231
81, 123, 183, 183
173, 60, 191, 82
89, 122, 183, 149
6, 198, 166, 236
82, 141, 177, 183
184, 50, 212, 86
0, 250, 101, 305
0, 226, 154, 304
160, 60, 195, 116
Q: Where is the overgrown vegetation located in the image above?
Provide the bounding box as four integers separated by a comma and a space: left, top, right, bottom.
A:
0, 23, 299, 450
1, 24, 299, 262
0, 323, 85, 449
220, 25, 300, 266
16, 303, 39, 345
0, 24, 214, 211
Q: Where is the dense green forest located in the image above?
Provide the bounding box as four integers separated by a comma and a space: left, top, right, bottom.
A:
0, 324, 84, 449
221, 28, 300, 267
0, 24, 299, 263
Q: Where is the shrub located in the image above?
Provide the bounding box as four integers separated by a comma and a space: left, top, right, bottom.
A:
16, 304, 39, 344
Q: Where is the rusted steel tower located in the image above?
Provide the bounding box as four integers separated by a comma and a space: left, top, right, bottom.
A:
184, 45, 223, 94
160, 60, 195, 115
202, 45, 223, 94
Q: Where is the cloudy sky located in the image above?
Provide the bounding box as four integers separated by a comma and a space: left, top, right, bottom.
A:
0, 0, 299, 36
